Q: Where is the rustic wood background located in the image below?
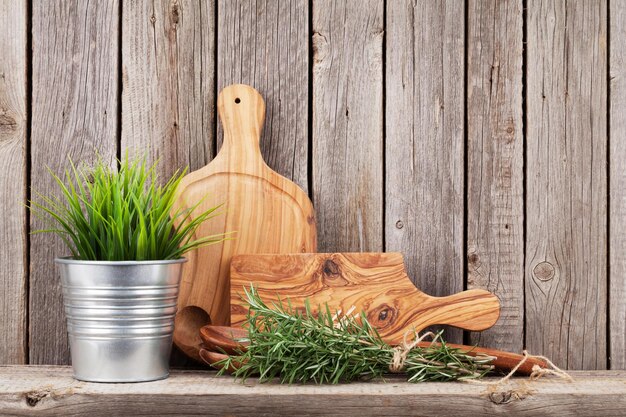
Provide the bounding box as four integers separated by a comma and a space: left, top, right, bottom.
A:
0, 0, 623, 370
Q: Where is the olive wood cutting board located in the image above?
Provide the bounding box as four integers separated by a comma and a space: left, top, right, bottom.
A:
230, 253, 500, 345
172, 85, 317, 361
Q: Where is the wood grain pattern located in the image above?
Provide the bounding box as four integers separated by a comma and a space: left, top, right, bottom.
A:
217, 0, 309, 192
30, 0, 119, 365
610, 0, 626, 370
172, 85, 317, 362
526, 0, 607, 369
0, 1, 27, 364
121, 0, 215, 177
230, 253, 500, 344
466, 0, 524, 353
312, 0, 384, 252
1, 367, 622, 417
385, 0, 465, 343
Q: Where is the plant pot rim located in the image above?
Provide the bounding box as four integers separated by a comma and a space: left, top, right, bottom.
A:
55, 256, 187, 266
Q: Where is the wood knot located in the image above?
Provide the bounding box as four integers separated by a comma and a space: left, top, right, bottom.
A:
467, 253, 481, 274
488, 386, 532, 404
488, 391, 514, 404
367, 304, 397, 329
0, 114, 18, 134
468, 253, 479, 264
312, 31, 329, 65
319, 258, 349, 287
533, 261, 555, 281
321, 259, 349, 286
171, 1, 180, 24
25, 390, 50, 407
323, 259, 339, 275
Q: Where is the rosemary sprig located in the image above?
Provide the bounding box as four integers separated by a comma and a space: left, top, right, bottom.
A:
216, 287, 494, 384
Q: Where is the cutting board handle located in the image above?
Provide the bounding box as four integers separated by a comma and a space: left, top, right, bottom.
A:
217, 84, 266, 165
413, 289, 501, 332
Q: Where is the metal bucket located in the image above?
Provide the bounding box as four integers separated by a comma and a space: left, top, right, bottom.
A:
55, 257, 187, 382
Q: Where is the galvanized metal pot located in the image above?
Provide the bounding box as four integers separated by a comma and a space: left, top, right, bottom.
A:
55, 258, 187, 383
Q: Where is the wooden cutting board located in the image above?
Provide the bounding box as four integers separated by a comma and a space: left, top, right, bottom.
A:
172, 85, 317, 361
230, 253, 500, 344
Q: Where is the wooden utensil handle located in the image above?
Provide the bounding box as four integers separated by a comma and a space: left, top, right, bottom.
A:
217, 84, 265, 155
417, 289, 500, 332
416, 342, 546, 375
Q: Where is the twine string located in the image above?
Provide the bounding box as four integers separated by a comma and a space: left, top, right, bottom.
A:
464, 350, 573, 386
528, 353, 573, 382
388, 330, 573, 386
389, 331, 436, 373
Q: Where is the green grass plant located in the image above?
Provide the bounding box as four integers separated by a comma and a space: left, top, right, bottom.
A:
29, 155, 226, 261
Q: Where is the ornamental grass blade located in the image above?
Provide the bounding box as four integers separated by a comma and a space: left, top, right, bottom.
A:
28, 155, 227, 261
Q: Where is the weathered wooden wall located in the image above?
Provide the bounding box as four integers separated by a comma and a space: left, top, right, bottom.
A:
0, 0, 622, 370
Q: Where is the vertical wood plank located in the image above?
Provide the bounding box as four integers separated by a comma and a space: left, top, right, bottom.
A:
0, 1, 27, 364
385, 1, 464, 343
122, 0, 215, 178
466, 0, 524, 352
526, 0, 607, 369
610, 0, 625, 370
122, 0, 215, 366
312, 0, 384, 252
217, 0, 309, 192
30, 1, 119, 364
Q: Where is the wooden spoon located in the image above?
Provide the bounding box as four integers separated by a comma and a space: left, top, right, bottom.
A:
200, 325, 247, 354
198, 348, 246, 373
199, 325, 547, 375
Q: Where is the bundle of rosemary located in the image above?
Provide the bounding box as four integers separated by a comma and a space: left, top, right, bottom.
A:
215, 287, 495, 384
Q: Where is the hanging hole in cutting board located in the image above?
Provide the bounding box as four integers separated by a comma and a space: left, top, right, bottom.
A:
234, 97, 241, 104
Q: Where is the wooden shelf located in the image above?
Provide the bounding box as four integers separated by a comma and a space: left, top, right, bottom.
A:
0, 366, 624, 416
